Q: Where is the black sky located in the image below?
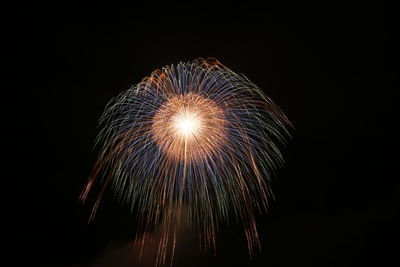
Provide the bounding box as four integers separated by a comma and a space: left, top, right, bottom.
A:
3, 3, 398, 267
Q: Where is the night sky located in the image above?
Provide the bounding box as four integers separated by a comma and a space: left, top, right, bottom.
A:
3, 4, 398, 267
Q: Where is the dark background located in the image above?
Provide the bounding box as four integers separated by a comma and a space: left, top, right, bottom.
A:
3, 3, 398, 267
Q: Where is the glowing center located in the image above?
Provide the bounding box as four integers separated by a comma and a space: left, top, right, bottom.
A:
152, 93, 227, 162
173, 111, 201, 138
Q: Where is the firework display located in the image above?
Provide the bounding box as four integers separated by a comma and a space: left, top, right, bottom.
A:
81, 58, 292, 265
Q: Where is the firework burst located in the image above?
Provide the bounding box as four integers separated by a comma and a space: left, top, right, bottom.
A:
81, 58, 292, 265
